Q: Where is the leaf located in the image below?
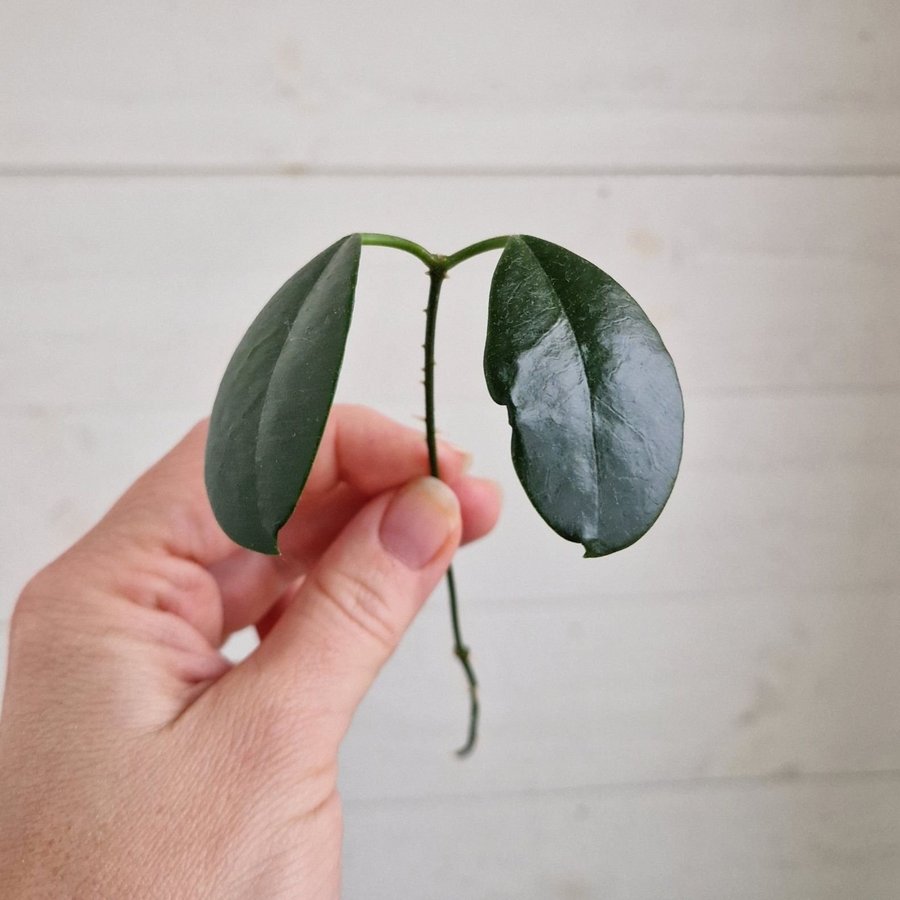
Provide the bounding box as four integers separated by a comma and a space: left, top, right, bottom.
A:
205, 235, 361, 554
485, 235, 683, 557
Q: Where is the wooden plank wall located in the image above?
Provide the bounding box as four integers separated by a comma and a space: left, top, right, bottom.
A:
2, 3, 899, 897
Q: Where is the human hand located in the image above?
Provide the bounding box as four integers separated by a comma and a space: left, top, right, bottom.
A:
0, 405, 501, 898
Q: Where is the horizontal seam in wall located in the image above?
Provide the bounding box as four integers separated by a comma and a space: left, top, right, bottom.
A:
344, 766, 900, 810
2, 165, 900, 179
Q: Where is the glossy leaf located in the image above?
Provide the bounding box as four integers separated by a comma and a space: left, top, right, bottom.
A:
485, 235, 683, 557
205, 235, 361, 554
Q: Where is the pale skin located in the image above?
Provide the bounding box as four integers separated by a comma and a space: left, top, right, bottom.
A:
0, 405, 502, 898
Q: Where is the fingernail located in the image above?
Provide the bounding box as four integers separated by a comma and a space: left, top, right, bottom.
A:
380, 477, 459, 569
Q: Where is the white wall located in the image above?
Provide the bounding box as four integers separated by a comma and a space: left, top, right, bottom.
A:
2, 3, 899, 897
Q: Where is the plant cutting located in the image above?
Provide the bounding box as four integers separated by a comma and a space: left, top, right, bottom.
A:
204, 232, 684, 756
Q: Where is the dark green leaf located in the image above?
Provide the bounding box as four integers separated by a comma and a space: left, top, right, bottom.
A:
205, 235, 361, 554
485, 235, 683, 557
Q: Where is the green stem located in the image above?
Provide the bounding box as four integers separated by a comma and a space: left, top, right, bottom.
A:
360, 232, 510, 274
359, 233, 437, 269
360, 232, 509, 756
424, 267, 479, 757
443, 235, 510, 271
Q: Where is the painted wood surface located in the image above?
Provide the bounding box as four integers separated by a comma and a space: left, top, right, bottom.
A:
343, 774, 900, 899
2, 173, 899, 894
1, 2, 899, 171
2, 3, 900, 893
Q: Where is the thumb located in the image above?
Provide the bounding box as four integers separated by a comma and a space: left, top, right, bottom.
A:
245, 476, 462, 741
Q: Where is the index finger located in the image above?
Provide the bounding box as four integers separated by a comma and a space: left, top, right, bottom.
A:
66, 405, 471, 642
96, 404, 470, 568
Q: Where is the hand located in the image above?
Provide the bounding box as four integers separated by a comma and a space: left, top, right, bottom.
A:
0, 405, 501, 898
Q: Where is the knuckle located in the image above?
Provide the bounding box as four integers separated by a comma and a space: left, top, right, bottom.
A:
11, 569, 60, 636
7, 569, 78, 669
308, 566, 398, 652
13, 556, 91, 619
10, 559, 108, 656
8, 592, 40, 649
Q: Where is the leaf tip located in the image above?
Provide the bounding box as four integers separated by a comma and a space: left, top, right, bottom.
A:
582, 539, 614, 559
224, 524, 281, 557
257, 538, 282, 557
